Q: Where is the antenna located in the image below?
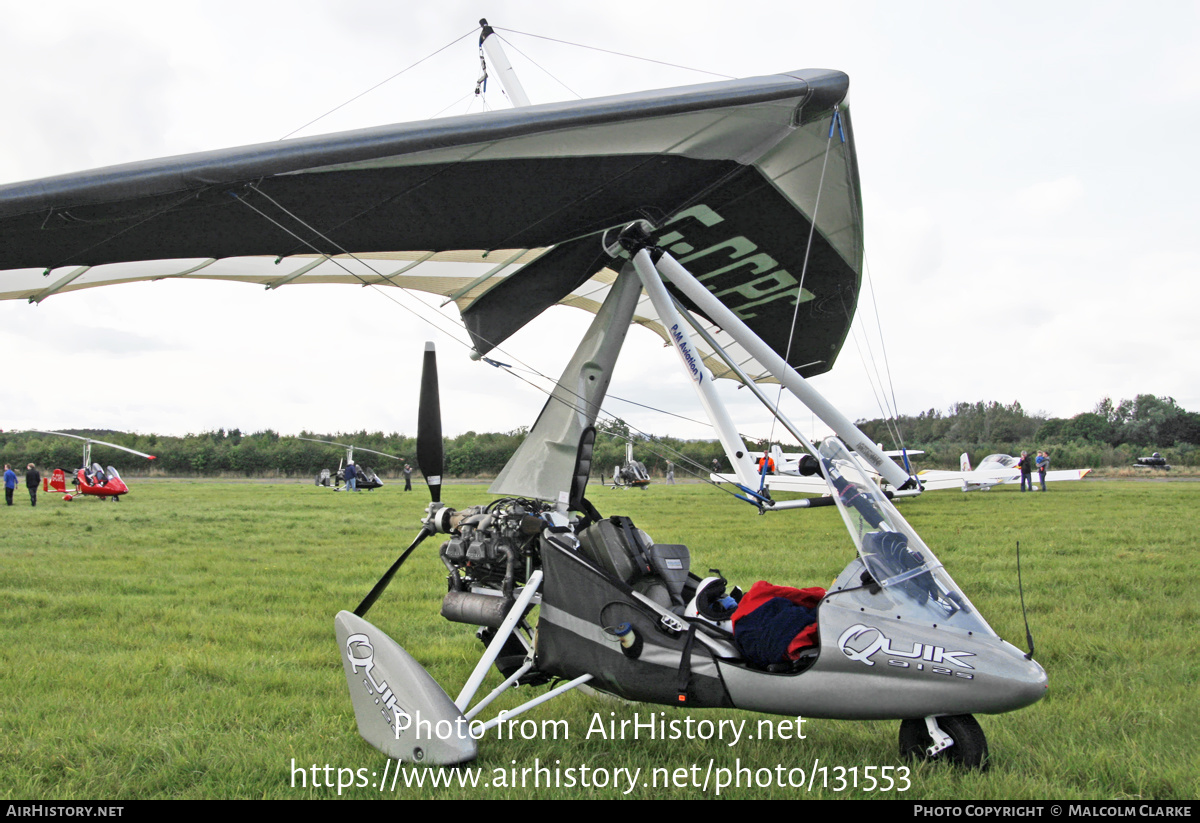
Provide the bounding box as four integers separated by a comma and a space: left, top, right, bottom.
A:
1016, 540, 1035, 660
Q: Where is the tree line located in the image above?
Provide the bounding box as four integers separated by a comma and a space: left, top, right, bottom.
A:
0, 424, 729, 480
4, 393, 1195, 477
854, 394, 1200, 468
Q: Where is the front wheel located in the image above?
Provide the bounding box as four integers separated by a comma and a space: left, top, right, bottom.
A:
899, 714, 989, 770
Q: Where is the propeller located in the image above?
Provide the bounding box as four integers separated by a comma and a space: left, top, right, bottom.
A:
354, 341, 445, 617
353, 529, 433, 617
416, 340, 444, 504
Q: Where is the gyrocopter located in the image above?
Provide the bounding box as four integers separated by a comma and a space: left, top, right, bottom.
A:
0, 21, 1046, 770
300, 437, 401, 491
607, 441, 651, 490
19, 431, 155, 501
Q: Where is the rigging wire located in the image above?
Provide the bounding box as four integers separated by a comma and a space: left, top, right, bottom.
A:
478, 353, 747, 500
278, 27, 480, 140
56, 21, 844, 499
863, 252, 908, 452
491, 33, 583, 100
232, 187, 476, 354
426, 91, 481, 119
290, 26, 909, 496
228, 31, 855, 496
492, 26, 736, 81
839, 256, 908, 455
230, 182, 744, 494
761, 107, 839, 455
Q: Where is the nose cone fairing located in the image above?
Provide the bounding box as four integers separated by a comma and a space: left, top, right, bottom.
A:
719, 573, 1047, 720
719, 439, 1045, 719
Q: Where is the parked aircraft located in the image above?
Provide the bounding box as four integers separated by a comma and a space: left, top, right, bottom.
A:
918, 453, 1091, 491
608, 442, 650, 490
712, 443, 923, 499
19, 431, 155, 501
0, 21, 1046, 770
301, 438, 401, 491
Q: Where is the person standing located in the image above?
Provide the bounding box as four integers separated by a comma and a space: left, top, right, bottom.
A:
1017, 451, 1033, 492
345, 462, 358, 493
666, 461, 675, 485
4, 464, 16, 506
1036, 450, 1050, 492
403, 464, 413, 491
25, 463, 40, 507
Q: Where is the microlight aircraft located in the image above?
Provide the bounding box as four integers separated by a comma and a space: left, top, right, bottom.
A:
0, 21, 1047, 769
21, 431, 155, 501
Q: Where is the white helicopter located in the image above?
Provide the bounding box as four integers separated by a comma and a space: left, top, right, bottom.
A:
0, 21, 1046, 770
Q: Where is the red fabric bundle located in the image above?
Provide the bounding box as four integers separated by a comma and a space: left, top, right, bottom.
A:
730, 580, 827, 658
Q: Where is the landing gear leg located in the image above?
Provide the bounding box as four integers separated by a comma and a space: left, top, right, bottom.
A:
899, 714, 989, 770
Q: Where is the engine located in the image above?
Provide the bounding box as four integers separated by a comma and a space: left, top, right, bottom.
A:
434, 498, 552, 626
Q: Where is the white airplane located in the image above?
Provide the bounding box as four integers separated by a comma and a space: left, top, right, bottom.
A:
711, 443, 923, 499
918, 453, 1091, 492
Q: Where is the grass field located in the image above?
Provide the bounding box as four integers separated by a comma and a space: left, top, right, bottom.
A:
1, 478, 1196, 799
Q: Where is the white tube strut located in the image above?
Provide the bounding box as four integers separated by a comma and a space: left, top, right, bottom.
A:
479, 19, 532, 108
651, 249, 915, 490
628, 252, 760, 488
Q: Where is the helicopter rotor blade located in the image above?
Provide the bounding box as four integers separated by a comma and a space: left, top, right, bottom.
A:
416, 341, 444, 504
18, 430, 157, 461
353, 526, 432, 617
296, 438, 403, 461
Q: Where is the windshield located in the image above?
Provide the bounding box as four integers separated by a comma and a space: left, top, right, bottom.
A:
818, 438, 996, 637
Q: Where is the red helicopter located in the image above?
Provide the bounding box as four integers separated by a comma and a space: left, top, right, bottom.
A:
30, 431, 156, 501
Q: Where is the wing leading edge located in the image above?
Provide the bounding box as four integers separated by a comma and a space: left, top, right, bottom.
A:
0, 69, 862, 381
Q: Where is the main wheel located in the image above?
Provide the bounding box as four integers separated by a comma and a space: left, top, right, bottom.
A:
899, 714, 990, 770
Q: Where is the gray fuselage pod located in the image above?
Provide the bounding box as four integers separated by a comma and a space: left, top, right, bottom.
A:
336, 611, 478, 765
716, 560, 1048, 720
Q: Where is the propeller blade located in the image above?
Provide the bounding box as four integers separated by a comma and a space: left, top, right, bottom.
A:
354, 341, 444, 617
416, 341, 444, 504
354, 527, 432, 617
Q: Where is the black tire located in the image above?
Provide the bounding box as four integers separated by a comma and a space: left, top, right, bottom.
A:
899, 714, 990, 770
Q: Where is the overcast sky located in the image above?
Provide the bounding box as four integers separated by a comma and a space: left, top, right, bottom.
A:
2, 0, 1197, 450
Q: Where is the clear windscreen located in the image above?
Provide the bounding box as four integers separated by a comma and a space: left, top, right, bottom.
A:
818, 438, 996, 637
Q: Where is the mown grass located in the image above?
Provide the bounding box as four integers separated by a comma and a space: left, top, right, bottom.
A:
1, 479, 1196, 799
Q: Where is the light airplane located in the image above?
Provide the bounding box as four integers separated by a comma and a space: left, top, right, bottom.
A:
918, 453, 1092, 492
711, 443, 924, 500
0, 21, 1046, 770
20, 430, 155, 501
300, 438, 401, 491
